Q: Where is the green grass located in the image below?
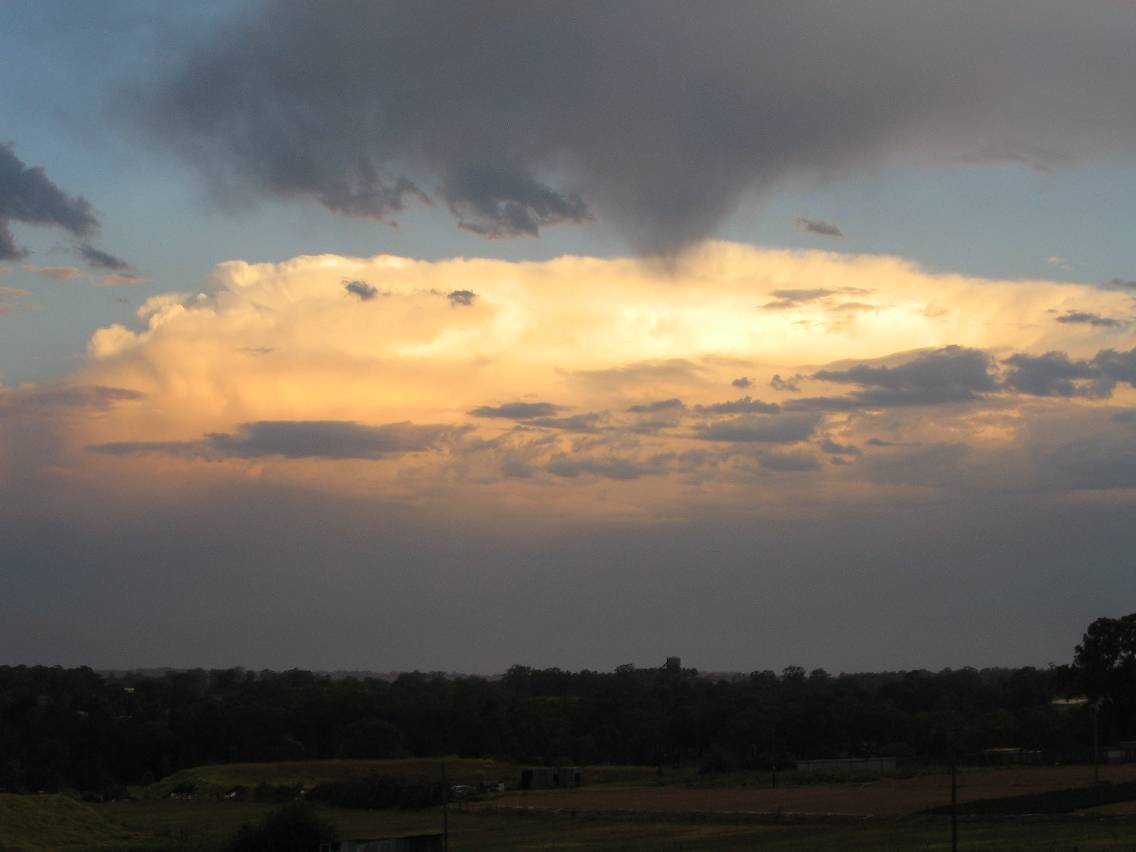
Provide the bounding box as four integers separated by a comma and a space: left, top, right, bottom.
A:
0, 794, 154, 851
9, 759, 1136, 851
924, 781, 1136, 816
0, 792, 1121, 851
96, 802, 1136, 851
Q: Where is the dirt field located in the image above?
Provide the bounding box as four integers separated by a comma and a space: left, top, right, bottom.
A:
477, 764, 1136, 818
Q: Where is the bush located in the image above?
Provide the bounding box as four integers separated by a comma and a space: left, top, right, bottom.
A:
223, 801, 338, 852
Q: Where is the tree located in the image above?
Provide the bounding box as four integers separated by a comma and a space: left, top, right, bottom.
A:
1074, 614, 1136, 738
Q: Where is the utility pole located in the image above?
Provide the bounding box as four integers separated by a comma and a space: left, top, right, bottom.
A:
441, 762, 449, 852
950, 757, 958, 852
1093, 700, 1101, 785
770, 726, 777, 789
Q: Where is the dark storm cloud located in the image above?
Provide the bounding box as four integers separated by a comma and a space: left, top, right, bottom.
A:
0, 144, 100, 260
1055, 310, 1124, 328
134, 2, 1136, 252
795, 217, 844, 238
469, 401, 562, 420
447, 289, 476, 307
791, 346, 998, 410
696, 413, 820, 443
77, 244, 130, 271
442, 163, 589, 237
91, 419, 465, 459
344, 279, 380, 301
694, 396, 781, 415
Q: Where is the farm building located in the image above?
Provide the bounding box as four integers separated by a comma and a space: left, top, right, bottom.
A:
794, 757, 896, 772
1105, 742, 1136, 763
519, 766, 582, 789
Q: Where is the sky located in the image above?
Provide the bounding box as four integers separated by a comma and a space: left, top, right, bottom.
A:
3, 1, 1136, 674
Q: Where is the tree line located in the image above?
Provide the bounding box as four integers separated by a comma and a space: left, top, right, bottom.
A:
1, 613, 1133, 795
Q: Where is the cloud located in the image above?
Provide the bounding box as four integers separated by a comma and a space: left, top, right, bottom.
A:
731, 376, 752, 389
0, 143, 99, 260
761, 287, 871, 311
793, 346, 999, 409
694, 396, 780, 415
626, 398, 684, 413
27, 265, 83, 281
696, 413, 820, 443
132, 3, 1136, 252
1100, 278, 1136, 291
91, 419, 465, 460
1055, 310, 1124, 328
469, 401, 562, 420
529, 412, 607, 432
818, 437, 861, 456
1045, 437, 1136, 491
759, 450, 821, 472
78, 244, 130, 271
101, 273, 146, 286
443, 163, 590, 238
795, 217, 844, 238
1002, 351, 1112, 398
447, 289, 477, 307
0, 286, 29, 316
546, 453, 661, 481
770, 374, 802, 393
1094, 348, 1136, 385
0, 384, 142, 417
344, 279, 380, 301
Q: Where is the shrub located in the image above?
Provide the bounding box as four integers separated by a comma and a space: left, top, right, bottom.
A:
222, 801, 338, 852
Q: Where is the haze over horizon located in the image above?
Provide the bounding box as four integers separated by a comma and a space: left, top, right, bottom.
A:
3, 1, 1136, 675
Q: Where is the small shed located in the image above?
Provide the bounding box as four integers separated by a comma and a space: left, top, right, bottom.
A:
519, 766, 582, 789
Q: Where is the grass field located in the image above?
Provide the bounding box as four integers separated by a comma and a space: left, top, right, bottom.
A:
6, 760, 1136, 851
478, 764, 1136, 819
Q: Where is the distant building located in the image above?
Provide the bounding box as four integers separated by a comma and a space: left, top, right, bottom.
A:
1105, 742, 1136, 764
794, 757, 896, 773
519, 766, 582, 789
332, 834, 443, 852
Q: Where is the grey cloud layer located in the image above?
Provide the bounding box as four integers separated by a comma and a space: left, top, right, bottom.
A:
135, 2, 1136, 252
91, 420, 466, 459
